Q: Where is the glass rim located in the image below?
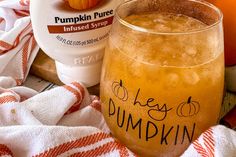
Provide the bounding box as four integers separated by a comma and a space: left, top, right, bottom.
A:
115, 0, 223, 35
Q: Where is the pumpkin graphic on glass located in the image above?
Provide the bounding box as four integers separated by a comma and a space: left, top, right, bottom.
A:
112, 80, 128, 101
176, 97, 200, 117
64, 0, 101, 10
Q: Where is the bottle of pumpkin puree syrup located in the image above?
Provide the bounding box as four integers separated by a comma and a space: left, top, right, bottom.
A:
30, 0, 123, 87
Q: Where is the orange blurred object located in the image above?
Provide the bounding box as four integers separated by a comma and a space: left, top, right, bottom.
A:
207, 0, 236, 65
67, 0, 101, 10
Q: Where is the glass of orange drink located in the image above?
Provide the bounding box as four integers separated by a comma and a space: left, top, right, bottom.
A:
100, 0, 224, 156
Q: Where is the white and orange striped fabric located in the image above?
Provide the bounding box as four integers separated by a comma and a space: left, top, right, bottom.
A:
0, 78, 235, 157
0, 79, 136, 157
0, 0, 39, 85
182, 126, 236, 157
0, 0, 235, 157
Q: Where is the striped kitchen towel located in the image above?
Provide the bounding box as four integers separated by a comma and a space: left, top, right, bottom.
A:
182, 126, 236, 157
0, 78, 235, 157
0, 0, 39, 85
0, 78, 135, 157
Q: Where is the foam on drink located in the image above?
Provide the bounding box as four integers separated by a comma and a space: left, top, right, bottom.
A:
113, 12, 221, 67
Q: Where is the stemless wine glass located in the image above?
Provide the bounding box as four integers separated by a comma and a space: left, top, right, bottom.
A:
100, 0, 224, 156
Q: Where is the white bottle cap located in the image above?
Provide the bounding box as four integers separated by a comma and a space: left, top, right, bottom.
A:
55, 61, 102, 87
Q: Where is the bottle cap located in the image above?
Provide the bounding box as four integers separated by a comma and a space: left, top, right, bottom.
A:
55, 61, 102, 87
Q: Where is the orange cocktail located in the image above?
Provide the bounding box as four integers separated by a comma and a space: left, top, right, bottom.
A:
100, 0, 224, 156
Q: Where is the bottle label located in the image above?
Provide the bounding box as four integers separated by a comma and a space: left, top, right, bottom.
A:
46, 0, 121, 48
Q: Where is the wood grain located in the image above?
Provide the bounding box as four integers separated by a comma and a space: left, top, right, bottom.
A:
220, 92, 236, 118
30, 49, 63, 85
